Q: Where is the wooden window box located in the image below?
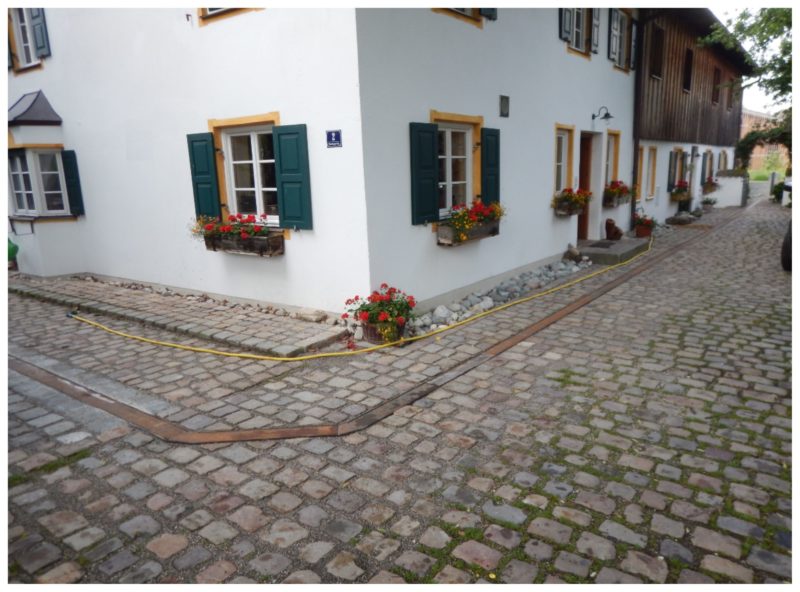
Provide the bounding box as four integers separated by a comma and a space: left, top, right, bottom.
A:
203, 232, 285, 257
437, 219, 500, 246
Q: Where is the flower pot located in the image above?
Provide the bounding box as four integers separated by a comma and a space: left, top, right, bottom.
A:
670, 193, 689, 203
361, 321, 406, 344
204, 233, 285, 257
602, 194, 619, 208
553, 206, 580, 217
437, 219, 500, 246
635, 225, 652, 238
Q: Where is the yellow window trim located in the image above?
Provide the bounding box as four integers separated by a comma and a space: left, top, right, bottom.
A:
207, 112, 281, 214
554, 124, 575, 193
431, 8, 483, 29
636, 146, 644, 201
8, 142, 64, 150
607, 130, 621, 180
197, 8, 262, 27
647, 146, 657, 198
430, 110, 484, 199
566, 46, 592, 60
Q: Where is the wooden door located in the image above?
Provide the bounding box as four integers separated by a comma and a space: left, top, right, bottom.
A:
578, 134, 592, 240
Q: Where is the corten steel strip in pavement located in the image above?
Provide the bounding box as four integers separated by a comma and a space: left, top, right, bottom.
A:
9, 212, 740, 443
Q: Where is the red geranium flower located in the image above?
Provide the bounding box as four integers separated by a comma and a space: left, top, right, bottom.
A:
228, 215, 236, 222
396, 316, 405, 326
341, 313, 349, 319
240, 231, 249, 239
204, 223, 215, 231
378, 311, 390, 322
359, 311, 370, 322
253, 225, 263, 233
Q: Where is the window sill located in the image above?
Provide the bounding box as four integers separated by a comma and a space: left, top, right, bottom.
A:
566, 46, 592, 60
9, 214, 78, 222
12, 61, 43, 75
436, 219, 500, 246
203, 232, 285, 257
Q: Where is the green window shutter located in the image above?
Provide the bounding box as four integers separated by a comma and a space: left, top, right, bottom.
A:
29, 8, 51, 58
61, 150, 85, 216
409, 122, 439, 225
701, 153, 709, 183
479, 9, 497, 21
558, 9, 573, 42
681, 152, 689, 181
186, 132, 221, 219
481, 128, 500, 204
274, 124, 313, 230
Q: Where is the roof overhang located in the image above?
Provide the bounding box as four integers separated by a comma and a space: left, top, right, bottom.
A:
8, 90, 62, 126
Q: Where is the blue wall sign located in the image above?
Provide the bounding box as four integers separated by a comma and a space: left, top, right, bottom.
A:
326, 130, 342, 148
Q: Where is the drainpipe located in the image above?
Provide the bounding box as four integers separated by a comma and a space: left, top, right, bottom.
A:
630, 9, 648, 230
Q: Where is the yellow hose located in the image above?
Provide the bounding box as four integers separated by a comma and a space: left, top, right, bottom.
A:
70, 237, 654, 362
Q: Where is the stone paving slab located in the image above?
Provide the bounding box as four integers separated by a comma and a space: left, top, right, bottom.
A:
8, 276, 348, 358
8, 187, 793, 584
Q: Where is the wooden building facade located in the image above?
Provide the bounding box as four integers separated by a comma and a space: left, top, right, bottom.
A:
636, 9, 752, 146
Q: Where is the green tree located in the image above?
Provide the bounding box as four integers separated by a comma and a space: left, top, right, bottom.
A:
706, 8, 791, 105
706, 9, 791, 168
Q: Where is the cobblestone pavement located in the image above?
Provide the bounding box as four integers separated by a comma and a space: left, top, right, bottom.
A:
8, 275, 348, 358
8, 191, 792, 583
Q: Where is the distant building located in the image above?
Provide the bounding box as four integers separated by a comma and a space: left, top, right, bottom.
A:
741, 108, 789, 172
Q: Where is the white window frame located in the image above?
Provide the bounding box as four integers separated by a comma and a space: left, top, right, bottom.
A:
223, 126, 280, 227
11, 8, 40, 69
569, 8, 586, 52
8, 149, 69, 216
437, 124, 473, 217
555, 130, 569, 192
615, 11, 629, 68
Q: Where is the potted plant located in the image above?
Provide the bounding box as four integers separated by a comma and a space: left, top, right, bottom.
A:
192, 214, 285, 257
552, 187, 592, 216
437, 198, 505, 246
633, 212, 655, 237
702, 176, 720, 195
701, 196, 717, 212
342, 283, 416, 344
670, 180, 690, 202
602, 180, 632, 208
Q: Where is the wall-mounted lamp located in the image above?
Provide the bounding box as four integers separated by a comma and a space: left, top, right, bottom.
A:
591, 106, 614, 123
500, 95, 510, 118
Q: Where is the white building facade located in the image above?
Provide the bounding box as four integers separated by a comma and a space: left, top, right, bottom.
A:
8, 8, 637, 312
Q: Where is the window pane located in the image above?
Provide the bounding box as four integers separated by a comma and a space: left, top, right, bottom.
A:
260, 163, 276, 188
26, 194, 35, 210
233, 163, 254, 188
11, 174, 22, 191
230, 136, 252, 161
451, 132, 466, 156
38, 153, 58, 173
262, 190, 278, 216
15, 193, 25, 210
438, 158, 446, 183
452, 183, 467, 207
236, 190, 257, 214
438, 131, 446, 156
45, 193, 65, 211
41, 172, 62, 192
258, 133, 274, 160
18, 157, 29, 172
438, 184, 447, 210
452, 157, 467, 183
23, 175, 32, 191
555, 163, 563, 191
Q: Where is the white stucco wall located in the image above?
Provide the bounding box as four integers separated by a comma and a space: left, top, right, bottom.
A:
8, 8, 370, 312
355, 8, 635, 305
